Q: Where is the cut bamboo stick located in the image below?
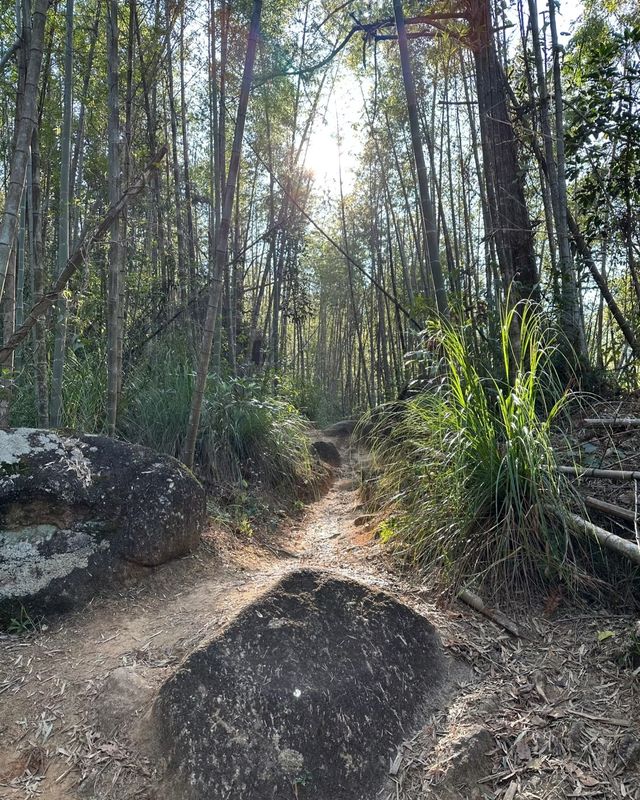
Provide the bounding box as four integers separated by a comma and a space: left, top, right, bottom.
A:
567, 513, 640, 565
585, 496, 636, 524
458, 588, 521, 637
558, 466, 640, 481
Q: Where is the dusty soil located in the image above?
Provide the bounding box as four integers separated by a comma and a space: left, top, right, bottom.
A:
0, 436, 638, 799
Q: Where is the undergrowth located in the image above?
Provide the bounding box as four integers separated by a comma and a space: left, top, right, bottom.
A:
11, 339, 320, 509
364, 304, 602, 602
121, 353, 316, 497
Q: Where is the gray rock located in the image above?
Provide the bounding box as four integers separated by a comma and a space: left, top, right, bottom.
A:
0, 428, 205, 615
322, 419, 357, 437
96, 666, 155, 733
311, 440, 341, 467
153, 569, 451, 800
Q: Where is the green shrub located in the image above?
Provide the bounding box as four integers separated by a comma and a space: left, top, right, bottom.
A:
366, 303, 595, 601
120, 344, 317, 496
10, 338, 319, 503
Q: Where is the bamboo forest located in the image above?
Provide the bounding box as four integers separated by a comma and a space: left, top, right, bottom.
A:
0, 2, 639, 799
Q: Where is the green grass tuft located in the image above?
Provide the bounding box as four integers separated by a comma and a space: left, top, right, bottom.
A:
119, 342, 318, 497
366, 303, 599, 601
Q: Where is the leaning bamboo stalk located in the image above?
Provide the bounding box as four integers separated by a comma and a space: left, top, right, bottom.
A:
583, 418, 640, 428
558, 466, 640, 481
0, 146, 167, 366
566, 513, 640, 566
585, 496, 636, 524
182, 0, 263, 470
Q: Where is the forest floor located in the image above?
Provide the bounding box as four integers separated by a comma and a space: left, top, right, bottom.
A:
0, 433, 639, 800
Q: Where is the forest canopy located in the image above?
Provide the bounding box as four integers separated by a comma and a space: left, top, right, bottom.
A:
0, 0, 639, 457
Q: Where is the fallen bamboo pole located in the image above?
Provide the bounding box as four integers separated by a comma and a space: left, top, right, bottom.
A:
558, 465, 640, 481
583, 418, 640, 428
585, 496, 636, 524
567, 513, 640, 566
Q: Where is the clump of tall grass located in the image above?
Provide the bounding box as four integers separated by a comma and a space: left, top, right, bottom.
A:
366, 304, 595, 601
11, 338, 319, 501
120, 345, 318, 497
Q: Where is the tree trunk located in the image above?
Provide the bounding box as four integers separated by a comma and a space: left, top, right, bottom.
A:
182, 0, 262, 469
50, 0, 74, 426
0, 0, 48, 303
28, 131, 49, 426
467, 0, 538, 303
542, 0, 586, 365
106, 0, 124, 435
393, 0, 448, 318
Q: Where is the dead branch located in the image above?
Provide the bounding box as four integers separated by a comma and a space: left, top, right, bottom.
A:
458, 588, 522, 638
557, 466, 640, 481
583, 418, 640, 428
585, 496, 636, 525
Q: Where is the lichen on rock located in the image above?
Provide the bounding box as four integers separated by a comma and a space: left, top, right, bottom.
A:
0, 429, 206, 616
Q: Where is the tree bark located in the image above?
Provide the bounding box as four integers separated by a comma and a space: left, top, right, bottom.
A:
0, 0, 48, 303
182, 0, 262, 469
467, 0, 539, 302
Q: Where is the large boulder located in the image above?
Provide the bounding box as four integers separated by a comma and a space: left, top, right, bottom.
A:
153, 569, 452, 800
322, 419, 357, 437
311, 439, 341, 467
0, 428, 205, 614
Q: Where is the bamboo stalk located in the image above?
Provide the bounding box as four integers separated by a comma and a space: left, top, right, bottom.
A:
567, 513, 640, 565
585, 496, 636, 524
458, 588, 521, 637
558, 466, 640, 481
0, 146, 167, 366
583, 418, 640, 428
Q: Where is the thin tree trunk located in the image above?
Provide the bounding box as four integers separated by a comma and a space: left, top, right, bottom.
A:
28, 131, 48, 426
182, 0, 262, 469
0, 147, 167, 365
179, 8, 197, 298
393, 0, 448, 318
546, 0, 587, 364
0, 0, 48, 302
166, 0, 187, 305
0, 247, 16, 426
106, 0, 124, 435
50, 0, 74, 426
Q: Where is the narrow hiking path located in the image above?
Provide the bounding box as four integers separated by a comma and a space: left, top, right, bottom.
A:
0, 435, 639, 800
0, 435, 394, 799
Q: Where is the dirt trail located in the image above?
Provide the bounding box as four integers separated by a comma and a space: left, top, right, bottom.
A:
0, 438, 387, 798
0, 437, 639, 800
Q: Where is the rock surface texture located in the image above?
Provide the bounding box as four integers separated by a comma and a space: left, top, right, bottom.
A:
322, 419, 357, 437
311, 440, 342, 467
154, 568, 451, 800
0, 428, 205, 613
